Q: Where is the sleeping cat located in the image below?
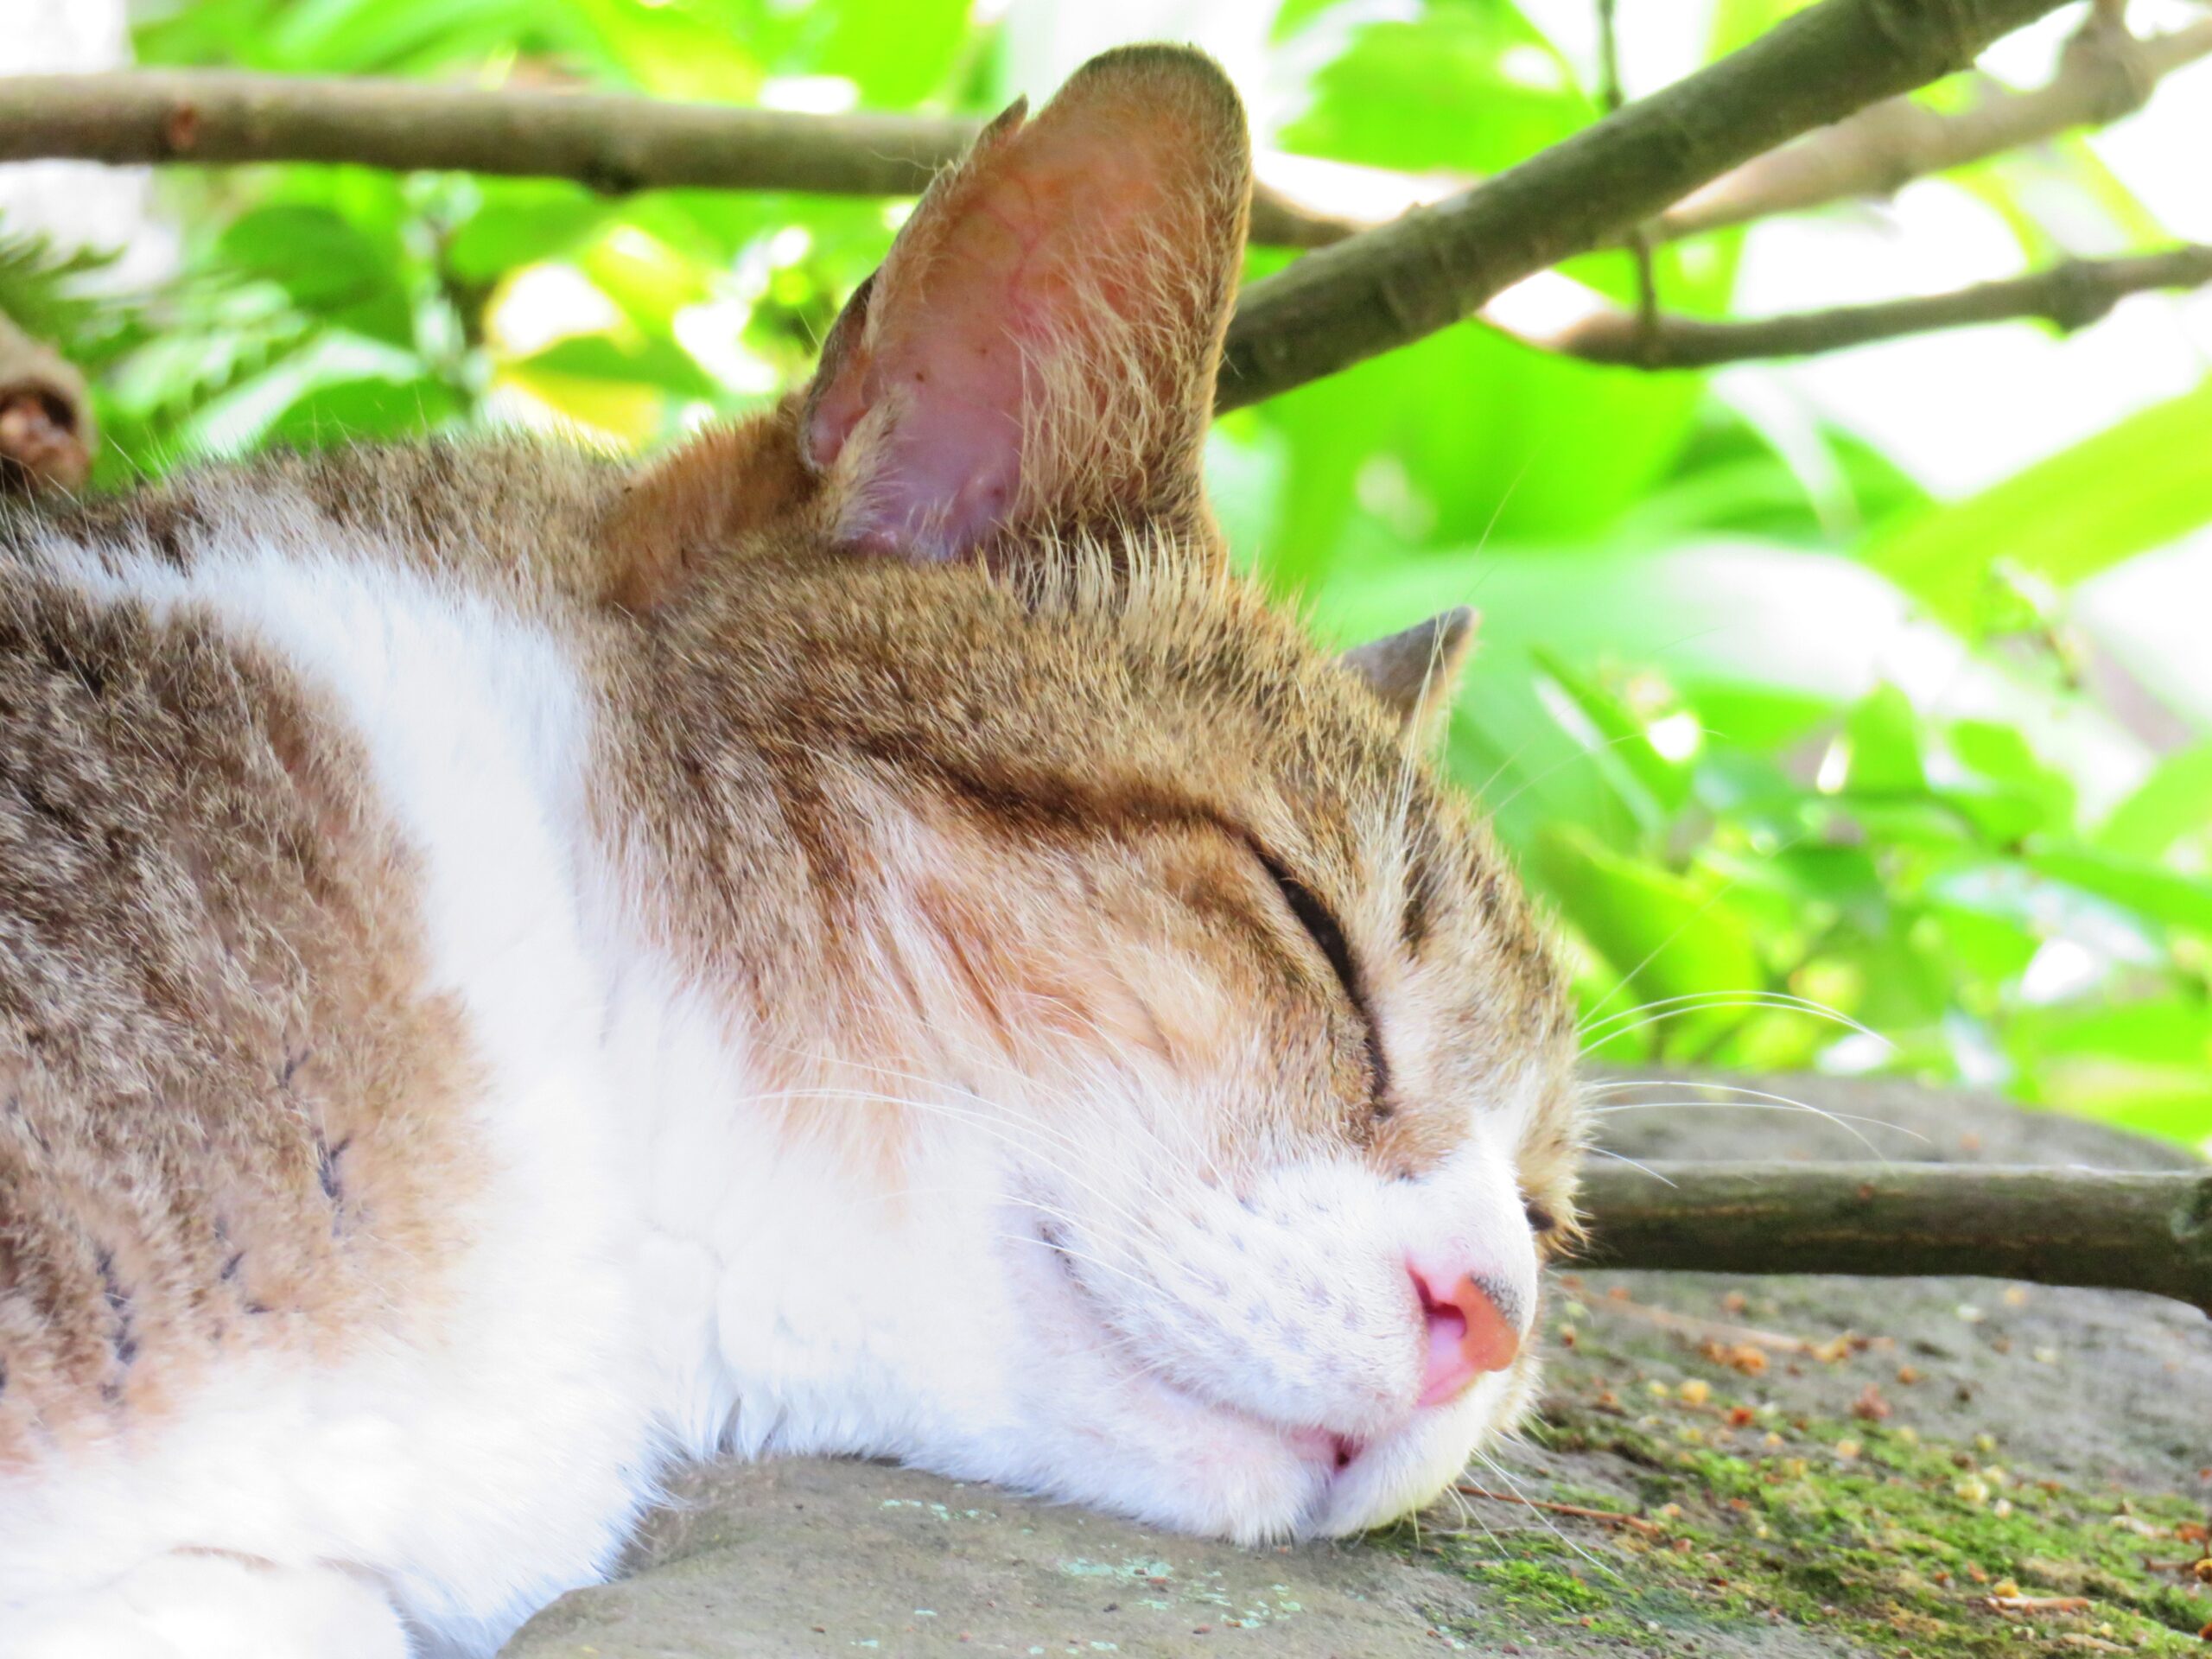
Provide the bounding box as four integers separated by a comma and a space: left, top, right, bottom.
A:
0, 44, 1582, 1657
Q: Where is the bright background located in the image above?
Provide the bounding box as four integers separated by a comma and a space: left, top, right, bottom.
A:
5, 0, 2211, 1148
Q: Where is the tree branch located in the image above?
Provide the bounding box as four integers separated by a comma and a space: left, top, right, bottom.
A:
1500, 242, 2212, 369
0, 69, 1349, 251
1656, 12, 2212, 244
0, 0, 2128, 404
0, 69, 973, 194
1576, 1161, 2212, 1317
1213, 0, 2077, 410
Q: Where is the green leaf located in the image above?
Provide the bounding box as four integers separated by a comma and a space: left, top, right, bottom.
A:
1707, 0, 1815, 56
564, 0, 765, 99
215, 203, 413, 345
1282, 3, 1590, 177
1839, 683, 1925, 796
800, 0, 969, 105
575, 224, 713, 333
444, 181, 611, 284
2008, 996, 2212, 1144
511, 332, 721, 401
1717, 840, 1890, 930
1534, 823, 1765, 1047
0, 232, 127, 357
1948, 719, 2075, 833
1923, 721, 2075, 846
1832, 931, 1954, 1032
1255, 328, 1710, 582
1865, 378, 2212, 630
1529, 647, 1691, 835
2028, 848, 2212, 939
179, 333, 446, 456
1626, 410, 1934, 547
2096, 742, 2212, 861
1256, 0, 1719, 564
1926, 900, 2039, 984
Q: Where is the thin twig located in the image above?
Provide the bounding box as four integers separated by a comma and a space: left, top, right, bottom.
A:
1213, 0, 2078, 408
1984, 1594, 2094, 1615
1655, 12, 2212, 243
1498, 243, 2212, 368
1454, 1484, 1664, 1535
1596, 0, 1662, 365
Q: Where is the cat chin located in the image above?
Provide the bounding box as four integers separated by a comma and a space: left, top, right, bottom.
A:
861, 1236, 1522, 1548
1300, 1368, 1529, 1537
895, 1348, 1523, 1547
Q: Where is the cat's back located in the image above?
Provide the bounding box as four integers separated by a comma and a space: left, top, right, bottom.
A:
0, 493, 478, 1450
0, 454, 658, 1629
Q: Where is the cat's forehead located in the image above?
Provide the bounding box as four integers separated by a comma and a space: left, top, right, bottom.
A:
848, 543, 1566, 1013
758, 537, 1502, 892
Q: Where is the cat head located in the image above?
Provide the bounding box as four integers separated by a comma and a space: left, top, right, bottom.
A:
600, 46, 1582, 1542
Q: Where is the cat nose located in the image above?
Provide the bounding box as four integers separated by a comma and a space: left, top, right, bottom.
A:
1409, 1256, 1523, 1407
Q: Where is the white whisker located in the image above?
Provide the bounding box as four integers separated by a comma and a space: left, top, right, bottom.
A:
1466, 1447, 1616, 1578
1582, 1147, 1676, 1185
1588, 1084, 1926, 1158
1581, 990, 1887, 1052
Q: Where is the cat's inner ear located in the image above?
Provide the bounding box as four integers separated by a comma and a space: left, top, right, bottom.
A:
1341, 607, 1478, 742
799, 46, 1252, 564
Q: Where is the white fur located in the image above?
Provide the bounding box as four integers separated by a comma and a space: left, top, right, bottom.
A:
0, 504, 1551, 1654
3, 518, 653, 1651
10, 1554, 408, 1659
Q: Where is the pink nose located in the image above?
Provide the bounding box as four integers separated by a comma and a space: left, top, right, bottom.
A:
1411, 1262, 1521, 1407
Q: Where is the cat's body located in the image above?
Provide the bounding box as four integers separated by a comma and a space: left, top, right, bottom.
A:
0, 49, 1580, 1658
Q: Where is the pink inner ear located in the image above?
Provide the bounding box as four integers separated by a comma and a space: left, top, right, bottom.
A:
805, 75, 1214, 563
834, 174, 1047, 560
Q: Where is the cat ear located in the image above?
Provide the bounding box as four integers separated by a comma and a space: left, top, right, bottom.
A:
798, 46, 1252, 563
1341, 608, 1478, 741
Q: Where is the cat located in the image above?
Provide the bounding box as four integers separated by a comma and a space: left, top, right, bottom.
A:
0, 45, 1582, 1658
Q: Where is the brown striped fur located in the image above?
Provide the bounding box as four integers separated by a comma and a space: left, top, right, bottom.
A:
0, 563, 480, 1460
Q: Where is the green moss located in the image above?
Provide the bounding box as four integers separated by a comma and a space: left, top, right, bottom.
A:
1477, 1558, 1613, 1616
1373, 1371, 2209, 1657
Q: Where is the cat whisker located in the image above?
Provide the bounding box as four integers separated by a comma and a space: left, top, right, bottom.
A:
991, 1228, 1177, 1304
1581, 1147, 1676, 1185
803, 1172, 1207, 1300
1587, 1079, 1926, 1156
1465, 1446, 1617, 1579
1588, 1098, 1915, 1159
1580, 985, 1880, 1037
1580, 990, 1887, 1051
769, 1001, 1200, 1185
743, 1075, 1170, 1241
1577, 824, 1823, 1033
747, 1035, 1127, 1173
1483, 723, 1721, 824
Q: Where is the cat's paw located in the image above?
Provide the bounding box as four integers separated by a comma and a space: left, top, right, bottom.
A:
7, 1554, 409, 1659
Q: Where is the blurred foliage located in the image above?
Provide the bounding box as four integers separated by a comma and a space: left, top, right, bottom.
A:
10, 0, 2212, 1146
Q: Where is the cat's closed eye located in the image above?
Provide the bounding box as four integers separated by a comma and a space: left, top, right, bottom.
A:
1255, 849, 1392, 1117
